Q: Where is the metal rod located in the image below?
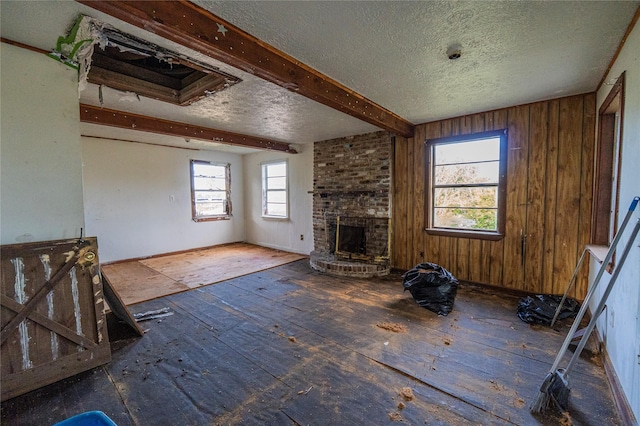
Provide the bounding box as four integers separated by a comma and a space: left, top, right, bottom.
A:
335, 216, 341, 254
550, 247, 588, 327
564, 218, 640, 377
546, 196, 638, 374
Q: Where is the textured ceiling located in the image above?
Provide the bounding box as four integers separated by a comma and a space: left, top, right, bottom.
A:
198, 0, 638, 123
1, 1, 638, 150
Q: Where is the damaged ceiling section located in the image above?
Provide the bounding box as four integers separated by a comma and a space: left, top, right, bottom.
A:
54, 15, 241, 106
52, 15, 301, 153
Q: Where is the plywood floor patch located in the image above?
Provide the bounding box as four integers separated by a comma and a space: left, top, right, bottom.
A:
101, 243, 306, 305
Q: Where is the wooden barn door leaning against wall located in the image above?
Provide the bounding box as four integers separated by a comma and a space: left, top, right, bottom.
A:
392, 93, 596, 300
0, 237, 111, 401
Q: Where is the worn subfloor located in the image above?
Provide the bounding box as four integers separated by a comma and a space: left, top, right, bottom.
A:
1, 260, 619, 425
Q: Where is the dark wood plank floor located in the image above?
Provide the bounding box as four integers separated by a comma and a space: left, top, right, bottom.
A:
1, 260, 619, 425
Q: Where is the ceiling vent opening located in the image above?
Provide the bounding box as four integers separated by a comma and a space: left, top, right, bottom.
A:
86, 25, 241, 106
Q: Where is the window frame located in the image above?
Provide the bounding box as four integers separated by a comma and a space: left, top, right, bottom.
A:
424, 129, 508, 240
190, 159, 232, 222
592, 72, 625, 248
261, 159, 289, 219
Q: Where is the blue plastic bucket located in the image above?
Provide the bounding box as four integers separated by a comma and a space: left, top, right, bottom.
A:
53, 411, 117, 426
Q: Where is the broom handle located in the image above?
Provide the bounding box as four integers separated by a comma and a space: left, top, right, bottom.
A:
547, 196, 639, 374
564, 218, 640, 376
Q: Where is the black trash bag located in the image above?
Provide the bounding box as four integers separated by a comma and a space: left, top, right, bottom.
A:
516, 294, 580, 326
402, 262, 459, 316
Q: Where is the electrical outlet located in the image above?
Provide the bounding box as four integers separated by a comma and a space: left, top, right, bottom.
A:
610, 310, 614, 328
300, 234, 304, 241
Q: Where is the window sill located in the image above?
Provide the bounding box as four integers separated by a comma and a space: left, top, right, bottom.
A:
193, 216, 232, 222
262, 215, 290, 221
424, 228, 504, 241
586, 244, 609, 263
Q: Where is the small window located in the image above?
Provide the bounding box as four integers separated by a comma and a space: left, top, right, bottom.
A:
425, 129, 507, 239
262, 160, 288, 218
190, 160, 231, 221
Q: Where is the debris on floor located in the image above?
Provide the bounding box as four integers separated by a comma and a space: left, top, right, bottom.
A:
133, 307, 174, 322
400, 387, 414, 401
402, 262, 458, 316
388, 411, 403, 421
560, 411, 573, 425
516, 295, 580, 326
376, 322, 407, 333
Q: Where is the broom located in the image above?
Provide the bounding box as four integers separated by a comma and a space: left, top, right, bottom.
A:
531, 197, 639, 413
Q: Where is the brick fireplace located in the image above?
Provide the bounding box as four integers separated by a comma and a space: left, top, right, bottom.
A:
310, 131, 392, 277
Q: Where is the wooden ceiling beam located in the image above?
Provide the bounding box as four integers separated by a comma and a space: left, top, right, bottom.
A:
77, 0, 415, 138
80, 104, 297, 153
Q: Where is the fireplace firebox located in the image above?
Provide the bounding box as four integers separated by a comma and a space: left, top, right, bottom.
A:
336, 223, 366, 257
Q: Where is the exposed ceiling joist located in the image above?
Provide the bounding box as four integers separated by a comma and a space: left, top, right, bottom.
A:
80, 104, 297, 153
77, 0, 415, 138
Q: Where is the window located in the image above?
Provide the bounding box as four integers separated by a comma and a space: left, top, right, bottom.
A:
262, 160, 288, 218
190, 160, 231, 221
425, 129, 507, 239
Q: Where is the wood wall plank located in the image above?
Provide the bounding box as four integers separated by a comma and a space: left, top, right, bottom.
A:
542, 100, 560, 294
393, 137, 409, 269
406, 135, 416, 267
553, 96, 584, 295
502, 106, 530, 291
577, 93, 596, 298
489, 109, 508, 287
413, 125, 427, 266
524, 102, 548, 293
424, 122, 442, 266
392, 93, 595, 299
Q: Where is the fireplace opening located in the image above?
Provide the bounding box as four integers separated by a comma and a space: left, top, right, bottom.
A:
310, 214, 391, 277
336, 224, 366, 257
329, 216, 390, 263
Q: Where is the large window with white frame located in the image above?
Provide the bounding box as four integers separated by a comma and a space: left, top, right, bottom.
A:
262, 160, 288, 218
425, 129, 507, 239
190, 160, 231, 221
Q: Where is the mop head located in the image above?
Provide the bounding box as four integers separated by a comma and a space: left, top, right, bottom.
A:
530, 370, 571, 413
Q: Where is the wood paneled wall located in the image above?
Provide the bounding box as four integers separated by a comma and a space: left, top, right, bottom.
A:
392, 93, 596, 299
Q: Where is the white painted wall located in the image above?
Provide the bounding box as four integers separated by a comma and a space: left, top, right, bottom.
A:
81, 138, 245, 263
0, 43, 85, 244
243, 145, 313, 255
591, 22, 640, 420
